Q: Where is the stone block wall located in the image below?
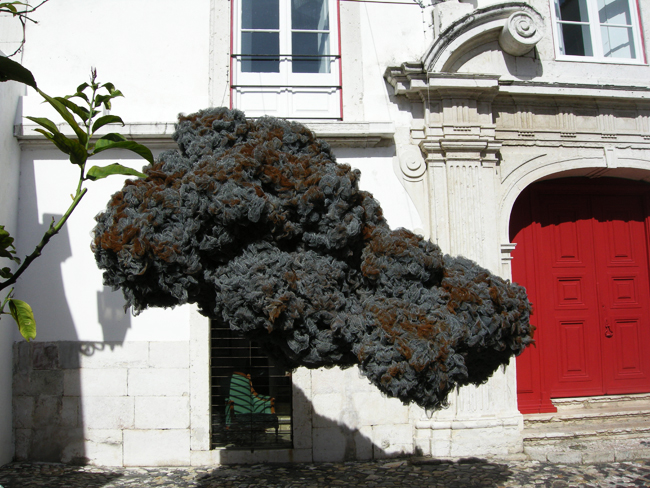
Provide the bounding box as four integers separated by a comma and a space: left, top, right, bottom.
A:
13, 340, 422, 467
309, 367, 418, 462
13, 341, 190, 466
13, 340, 526, 466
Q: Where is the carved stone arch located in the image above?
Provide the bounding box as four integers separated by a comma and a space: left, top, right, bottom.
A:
498, 156, 650, 245
423, 2, 545, 73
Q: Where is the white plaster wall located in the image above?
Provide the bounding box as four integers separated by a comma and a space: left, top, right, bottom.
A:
21, 0, 211, 123
309, 367, 418, 461
356, 2, 433, 122
209, 0, 232, 109
0, 79, 23, 465
336, 148, 424, 233
11, 0, 213, 342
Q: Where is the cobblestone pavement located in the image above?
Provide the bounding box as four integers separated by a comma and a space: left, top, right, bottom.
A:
1, 458, 650, 488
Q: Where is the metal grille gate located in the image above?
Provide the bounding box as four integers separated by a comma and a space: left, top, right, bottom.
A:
210, 320, 293, 450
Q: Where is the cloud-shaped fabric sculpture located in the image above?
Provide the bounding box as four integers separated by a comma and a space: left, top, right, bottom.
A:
93, 108, 533, 411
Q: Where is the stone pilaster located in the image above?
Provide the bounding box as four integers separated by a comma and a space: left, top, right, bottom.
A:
389, 70, 524, 457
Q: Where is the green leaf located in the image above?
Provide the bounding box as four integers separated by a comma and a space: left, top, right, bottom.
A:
55, 96, 91, 123
66, 91, 90, 104
37, 88, 88, 146
0, 56, 37, 88
1, 4, 17, 14
86, 163, 147, 181
91, 115, 124, 134
33, 129, 88, 165
0, 2, 26, 15
0, 267, 12, 279
25, 116, 61, 135
76, 82, 89, 93
33, 128, 65, 151
0, 225, 20, 263
96, 132, 127, 143
95, 90, 123, 110
92, 139, 154, 164
0, 225, 14, 246
0, 247, 19, 262
9, 299, 36, 341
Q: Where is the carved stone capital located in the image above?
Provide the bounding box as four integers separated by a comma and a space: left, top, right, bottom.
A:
419, 139, 502, 166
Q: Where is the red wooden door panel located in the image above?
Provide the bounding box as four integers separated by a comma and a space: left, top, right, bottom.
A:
513, 178, 650, 413
593, 195, 650, 394
534, 194, 604, 398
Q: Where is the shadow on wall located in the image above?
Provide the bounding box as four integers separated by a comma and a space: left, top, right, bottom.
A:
504, 48, 543, 80
13, 155, 131, 463
218, 382, 419, 464
97, 286, 131, 343
13, 341, 127, 464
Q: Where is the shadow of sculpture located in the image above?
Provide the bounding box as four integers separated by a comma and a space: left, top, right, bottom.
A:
216, 383, 418, 465
97, 286, 132, 343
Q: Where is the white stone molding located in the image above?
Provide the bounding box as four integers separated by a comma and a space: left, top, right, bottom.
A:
423, 2, 545, 72
189, 306, 211, 453
500, 242, 517, 279
15, 121, 395, 149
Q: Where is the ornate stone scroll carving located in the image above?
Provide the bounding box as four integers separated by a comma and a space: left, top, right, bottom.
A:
499, 10, 544, 56
422, 2, 545, 72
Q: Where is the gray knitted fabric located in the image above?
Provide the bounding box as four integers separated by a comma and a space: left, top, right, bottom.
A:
93, 108, 533, 410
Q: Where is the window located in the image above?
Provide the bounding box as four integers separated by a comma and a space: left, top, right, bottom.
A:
231, 0, 342, 119
211, 320, 293, 450
551, 0, 645, 63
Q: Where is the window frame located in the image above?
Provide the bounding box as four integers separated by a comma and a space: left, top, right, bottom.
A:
550, 0, 647, 64
230, 0, 343, 119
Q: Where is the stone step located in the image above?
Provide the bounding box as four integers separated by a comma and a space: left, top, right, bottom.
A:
554, 393, 650, 412
522, 394, 650, 463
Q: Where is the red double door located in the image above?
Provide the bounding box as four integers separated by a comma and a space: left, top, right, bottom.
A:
511, 178, 650, 413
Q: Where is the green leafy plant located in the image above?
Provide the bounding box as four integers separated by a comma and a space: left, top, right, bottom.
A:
0, 68, 153, 340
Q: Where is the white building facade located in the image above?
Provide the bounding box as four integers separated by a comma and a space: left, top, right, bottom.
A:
1, 0, 650, 466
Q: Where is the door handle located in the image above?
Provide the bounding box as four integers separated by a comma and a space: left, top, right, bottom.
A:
605, 318, 613, 338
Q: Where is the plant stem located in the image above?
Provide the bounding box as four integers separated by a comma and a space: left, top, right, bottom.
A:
0, 288, 13, 315
0, 70, 99, 294
0, 186, 87, 292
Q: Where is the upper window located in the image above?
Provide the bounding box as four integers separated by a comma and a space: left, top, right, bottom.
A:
551, 0, 645, 63
231, 0, 342, 119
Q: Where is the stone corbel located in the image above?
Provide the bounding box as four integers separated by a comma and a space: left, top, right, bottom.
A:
398, 144, 428, 181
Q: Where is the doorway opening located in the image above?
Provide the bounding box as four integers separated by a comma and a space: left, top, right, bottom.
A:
510, 177, 650, 413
